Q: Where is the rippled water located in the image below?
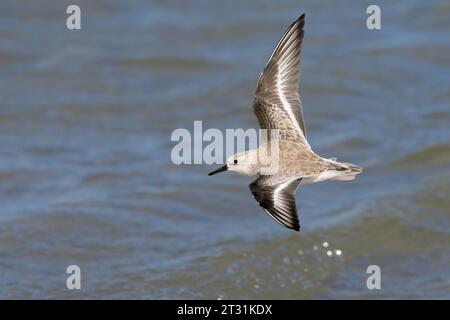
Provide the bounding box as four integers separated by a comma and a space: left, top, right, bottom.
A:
0, 0, 449, 299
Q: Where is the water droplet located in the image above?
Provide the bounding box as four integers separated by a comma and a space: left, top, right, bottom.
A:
335, 249, 342, 256
326, 250, 333, 256
298, 250, 303, 255
322, 241, 329, 248
313, 245, 318, 251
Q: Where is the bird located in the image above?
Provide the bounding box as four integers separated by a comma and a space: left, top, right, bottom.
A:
208, 14, 362, 231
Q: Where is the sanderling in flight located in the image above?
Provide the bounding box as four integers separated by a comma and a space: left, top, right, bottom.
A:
208, 14, 362, 231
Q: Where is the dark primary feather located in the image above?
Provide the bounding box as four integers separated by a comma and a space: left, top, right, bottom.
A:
252, 14, 308, 144
249, 176, 302, 231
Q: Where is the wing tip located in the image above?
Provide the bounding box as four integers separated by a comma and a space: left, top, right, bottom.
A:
267, 208, 301, 232
286, 220, 301, 232
297, 13, 306, 27
286, 13, 305, 34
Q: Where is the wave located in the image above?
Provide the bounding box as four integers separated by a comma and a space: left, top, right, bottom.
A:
395, 144, 450, 167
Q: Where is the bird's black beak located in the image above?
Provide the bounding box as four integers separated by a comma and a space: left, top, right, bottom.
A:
208, 165, 228, 176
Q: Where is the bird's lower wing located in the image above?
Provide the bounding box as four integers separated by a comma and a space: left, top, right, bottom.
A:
249, 175, 302, 231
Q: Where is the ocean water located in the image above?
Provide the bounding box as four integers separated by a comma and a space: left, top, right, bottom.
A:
0, 0, 449, 299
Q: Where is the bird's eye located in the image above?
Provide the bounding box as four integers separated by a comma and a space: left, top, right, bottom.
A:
233, 159, 238, 164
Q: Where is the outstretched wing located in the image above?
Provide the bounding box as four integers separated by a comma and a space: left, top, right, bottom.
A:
249, 175, 302, 231
252, 14, 310, 149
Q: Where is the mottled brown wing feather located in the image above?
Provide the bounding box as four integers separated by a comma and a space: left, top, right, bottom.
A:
253, 14, 309, 148
249, 175, 302, 231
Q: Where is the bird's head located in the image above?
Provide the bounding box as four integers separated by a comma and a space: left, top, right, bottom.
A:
208, 150, 259, 177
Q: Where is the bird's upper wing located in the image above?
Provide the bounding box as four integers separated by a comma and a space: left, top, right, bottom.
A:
249, 175, 302, 231
252, 14, 310, 149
